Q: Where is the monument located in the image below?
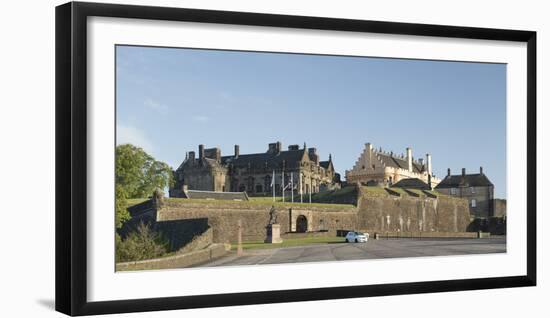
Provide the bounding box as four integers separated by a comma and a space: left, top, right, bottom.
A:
264, 206, 283, 244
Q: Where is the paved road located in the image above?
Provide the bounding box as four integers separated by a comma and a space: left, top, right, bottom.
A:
198, 237, 506, 267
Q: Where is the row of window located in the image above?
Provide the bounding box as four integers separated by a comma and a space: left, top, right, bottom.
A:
450, 187, 477, 195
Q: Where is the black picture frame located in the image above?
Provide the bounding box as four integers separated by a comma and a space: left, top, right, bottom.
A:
55, 1, 537, 316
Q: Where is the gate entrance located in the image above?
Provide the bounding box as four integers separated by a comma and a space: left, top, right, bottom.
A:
296, 215, 308, 233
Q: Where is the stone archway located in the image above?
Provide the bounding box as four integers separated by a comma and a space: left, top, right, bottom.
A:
296, 215, 308, 233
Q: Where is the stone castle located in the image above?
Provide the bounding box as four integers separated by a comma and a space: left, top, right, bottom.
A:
170, 142, 340, 198
169, 140, 501, 219
346, 143, 441, 188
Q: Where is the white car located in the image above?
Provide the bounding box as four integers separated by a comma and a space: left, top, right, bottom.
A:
345, 231, 369, 243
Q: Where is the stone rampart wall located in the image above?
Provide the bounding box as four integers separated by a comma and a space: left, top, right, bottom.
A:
125, 187, 471, 246
356, 192, 470, 232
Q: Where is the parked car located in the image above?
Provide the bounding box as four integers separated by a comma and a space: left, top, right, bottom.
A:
345, 231, 369, 243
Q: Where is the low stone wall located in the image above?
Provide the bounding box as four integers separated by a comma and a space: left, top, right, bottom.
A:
178, 227, 213, 253
115, 243, 228, 271
467, 217, 506, 235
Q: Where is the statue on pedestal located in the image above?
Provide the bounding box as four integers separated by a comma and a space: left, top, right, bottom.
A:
265, 205, 282, 244
268, 205, 278, 224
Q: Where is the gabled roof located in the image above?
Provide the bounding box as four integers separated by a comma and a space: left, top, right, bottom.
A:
319, 161, 331, 169
377, 153, 424, 173
435, 173, 493, 189
391, 178, 431, 190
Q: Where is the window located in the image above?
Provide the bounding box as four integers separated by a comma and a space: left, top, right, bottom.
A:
451, 188, 457, 195
471, 199, 477, 208
470, 187, 475, 194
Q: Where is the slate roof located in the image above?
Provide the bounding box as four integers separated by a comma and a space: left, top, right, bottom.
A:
221, 148, 307, 169
435, 173, 493, 189
183, 190, 249, 201
377, 153, 424, 173
319, 161, 331, 169
391, 178, 431, 190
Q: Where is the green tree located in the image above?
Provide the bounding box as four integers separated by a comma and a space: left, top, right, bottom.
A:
115, 184, 130, 229
115, 144, 174, 199
116, 222, 169, 262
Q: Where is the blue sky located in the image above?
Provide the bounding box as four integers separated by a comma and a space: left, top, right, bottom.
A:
116, 45, 507, 198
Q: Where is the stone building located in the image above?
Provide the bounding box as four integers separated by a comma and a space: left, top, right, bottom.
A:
434, 167, 495, 218
345, 143, 440, 188
170, 141, 339, 198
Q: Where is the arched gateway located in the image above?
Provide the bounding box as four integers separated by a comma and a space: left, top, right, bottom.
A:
296, 215, 308, 233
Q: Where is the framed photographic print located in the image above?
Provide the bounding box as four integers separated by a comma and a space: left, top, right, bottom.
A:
55, 1, 536, 316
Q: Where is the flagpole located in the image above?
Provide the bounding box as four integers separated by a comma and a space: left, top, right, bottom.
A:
272, 170, 275, 202
282, 169, 285, 203
291, 172, 294, 203
309, 173, 312, 204
300, 173, 303, 203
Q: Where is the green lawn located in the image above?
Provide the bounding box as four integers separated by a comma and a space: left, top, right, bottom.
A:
231, 236, 346, 250
166, 197, 355, 209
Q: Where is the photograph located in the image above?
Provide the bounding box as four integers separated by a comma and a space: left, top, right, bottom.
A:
114, 45, 508, 271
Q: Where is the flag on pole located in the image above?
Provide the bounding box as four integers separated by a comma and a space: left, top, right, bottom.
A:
272, 170, 275, 202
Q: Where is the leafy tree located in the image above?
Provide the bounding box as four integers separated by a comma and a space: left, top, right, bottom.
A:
116, 222, 169, 262
115, 184, 130, 229
116, 144, 174, 199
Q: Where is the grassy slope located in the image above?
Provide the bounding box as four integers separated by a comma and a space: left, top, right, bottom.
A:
164, 197, 355, 209
232, 236, 345, 250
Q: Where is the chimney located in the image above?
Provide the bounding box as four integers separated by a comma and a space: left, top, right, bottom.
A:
198, 144, 205, 160
204, 147, 221, 162
268, 141, 282, 154
462, 168, 466, 176
234, 145, 240, 158
189, 151, 195, 161
406, 147, 412, 172
426, 153, 432, 176
288, 144, 300, 151
447, 168, 451, 177
480, 166, 483, 174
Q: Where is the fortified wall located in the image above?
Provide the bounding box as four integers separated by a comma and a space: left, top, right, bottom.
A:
356, 187, 470, 233
123, 186, 471, 248
154, 199, 357, 243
